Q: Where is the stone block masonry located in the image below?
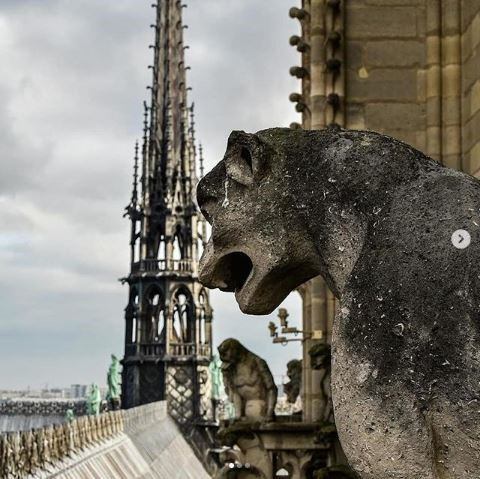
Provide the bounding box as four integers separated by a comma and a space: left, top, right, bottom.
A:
344, 2, 428, 157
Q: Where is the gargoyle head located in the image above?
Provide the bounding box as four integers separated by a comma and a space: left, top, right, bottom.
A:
197, 128, 323, 314
309, 343, 332, 371
218, 338, 247, 371
286, 359, 303, 380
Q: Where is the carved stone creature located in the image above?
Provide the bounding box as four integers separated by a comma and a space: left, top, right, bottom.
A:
218, 338, 277, 421
198, 128, 480, 478
309, 343, 333, 423
284, 359, 302, 404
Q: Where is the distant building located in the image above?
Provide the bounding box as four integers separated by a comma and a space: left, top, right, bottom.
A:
69, 384, 88, 399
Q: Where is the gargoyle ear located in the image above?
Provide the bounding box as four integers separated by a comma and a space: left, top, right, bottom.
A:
224, 131, 267, 187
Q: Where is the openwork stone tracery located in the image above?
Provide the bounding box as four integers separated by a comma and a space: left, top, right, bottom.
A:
121, 0, 213, 427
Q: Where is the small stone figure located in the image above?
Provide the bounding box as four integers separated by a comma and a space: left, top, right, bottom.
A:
209, 353, 225, 400
6, 432, 19, 477
218, 338, 277, 421
29, 429, 40, 473
86, 384, 101, 416
89, 416, 98, 443
43, 426, 53, 465
50, 426, 61, 464
284, 359, 302, 404
198, 127, 480, 477
63, 423, 74, 457
0, 435, 6, 477
106, 354, 121, 410
21, 430, 33, 474
78, 417, 87, 449
65, 408, 75, 423
309, 343, 333, 424
35, 428, 46, 468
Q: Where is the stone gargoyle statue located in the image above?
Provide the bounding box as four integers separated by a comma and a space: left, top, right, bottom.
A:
218, 338, 277, 421
284, 359, 302, 404
198, 128, 480, 479
309, 343, 333, 424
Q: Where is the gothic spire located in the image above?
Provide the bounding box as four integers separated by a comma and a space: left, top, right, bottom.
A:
146, 0, 195, 205
122, 1, 214, 418
128, 0, 199, 262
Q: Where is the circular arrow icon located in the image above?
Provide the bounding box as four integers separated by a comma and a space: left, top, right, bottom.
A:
451, 229, 471, 249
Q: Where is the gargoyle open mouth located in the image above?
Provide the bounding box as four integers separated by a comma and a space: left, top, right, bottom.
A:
199, 244, 280, 313
213, 252, 253, 293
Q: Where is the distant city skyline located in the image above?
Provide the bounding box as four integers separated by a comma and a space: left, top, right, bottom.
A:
0, 384, 92, 399
0, 0, 302, 389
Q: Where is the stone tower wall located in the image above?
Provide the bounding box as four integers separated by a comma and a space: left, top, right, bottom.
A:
290, 0, 480, 423
342, 1, 480, 175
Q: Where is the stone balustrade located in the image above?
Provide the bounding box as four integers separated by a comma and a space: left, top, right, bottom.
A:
0, 399, 87, 418
131, 258, 193, 275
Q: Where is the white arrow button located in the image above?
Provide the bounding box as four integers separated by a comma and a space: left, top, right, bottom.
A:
451, 229, 471, 249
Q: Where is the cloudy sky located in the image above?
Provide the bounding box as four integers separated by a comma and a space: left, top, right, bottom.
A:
0, 0, 302, 390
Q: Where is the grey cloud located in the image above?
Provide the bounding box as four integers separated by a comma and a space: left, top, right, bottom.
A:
0, 83, 53, 193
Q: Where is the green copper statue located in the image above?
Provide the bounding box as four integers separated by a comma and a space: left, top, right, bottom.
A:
106, 354, 121, 410
86, 384, 101, 416
209, 354, 224, 400
65, 409, 75, 423
210, 353, 236, 420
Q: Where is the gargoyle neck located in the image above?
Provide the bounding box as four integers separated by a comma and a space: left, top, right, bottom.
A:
294, 182, 368, 299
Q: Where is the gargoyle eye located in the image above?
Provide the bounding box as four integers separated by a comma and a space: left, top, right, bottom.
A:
224, 145, 254, 186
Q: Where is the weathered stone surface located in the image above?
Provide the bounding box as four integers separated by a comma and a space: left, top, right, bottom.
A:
347, 68, 418, 102
198, 127, 480, 478
365, 102, 425, 130
365, 41, 425, 67
463, 45, 480, 91
464, 108, 480, 152
345, 41, 364, 71
347, 7, 417, 39
461, 0, 480, 31
468, 142, 480, 175
365, 0, 422, 4
218, 339, 277, 421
